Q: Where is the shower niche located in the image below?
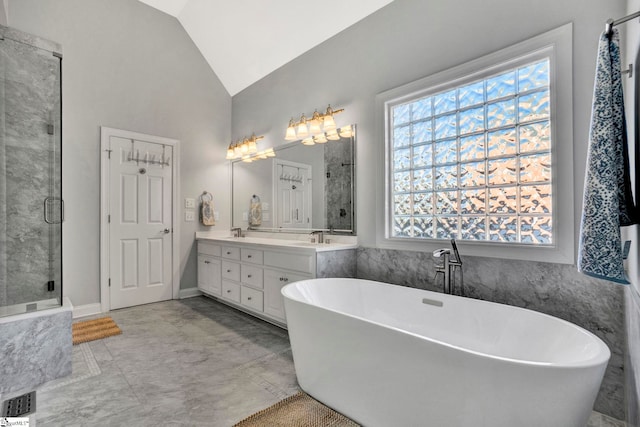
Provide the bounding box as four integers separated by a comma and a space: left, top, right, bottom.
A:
0, 25, 63, 316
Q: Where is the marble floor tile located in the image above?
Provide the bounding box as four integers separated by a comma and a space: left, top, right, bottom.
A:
17, 296, 300, 426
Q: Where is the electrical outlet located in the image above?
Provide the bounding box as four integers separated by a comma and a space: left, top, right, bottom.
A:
185, 198, 195, 209
185, 211, 194, 221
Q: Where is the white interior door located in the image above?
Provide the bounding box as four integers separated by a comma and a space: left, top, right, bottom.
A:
107, 136, 173, 309
274, 160, 312, 229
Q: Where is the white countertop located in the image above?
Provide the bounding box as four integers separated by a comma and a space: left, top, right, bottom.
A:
195, 232, 358, 252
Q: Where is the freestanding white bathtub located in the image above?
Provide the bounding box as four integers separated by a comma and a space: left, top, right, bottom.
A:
282, 278, 610, 427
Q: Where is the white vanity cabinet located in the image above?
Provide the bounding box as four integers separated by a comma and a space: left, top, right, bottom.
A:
196, 239, 315, 326
197, 243, 222, 296
263, 268, 310, 320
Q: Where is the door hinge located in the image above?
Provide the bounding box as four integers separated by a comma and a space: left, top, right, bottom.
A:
108, 278, 111, 287
107, 214, 111, 223
105, 149, 112, 159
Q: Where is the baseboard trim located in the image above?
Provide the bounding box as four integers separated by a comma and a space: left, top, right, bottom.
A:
179, 287, 202, 299
72, 303, 103, 319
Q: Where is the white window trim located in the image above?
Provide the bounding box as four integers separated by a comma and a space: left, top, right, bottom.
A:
375, 23, 574, 264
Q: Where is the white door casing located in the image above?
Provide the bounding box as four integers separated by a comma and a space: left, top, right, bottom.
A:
100, 127, 180, 312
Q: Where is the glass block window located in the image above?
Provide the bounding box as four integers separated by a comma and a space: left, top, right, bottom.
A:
389, 58, 553, 244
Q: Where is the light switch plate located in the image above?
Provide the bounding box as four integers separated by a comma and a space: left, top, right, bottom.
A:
185, 198, 195, 209
185, 211, 194, 221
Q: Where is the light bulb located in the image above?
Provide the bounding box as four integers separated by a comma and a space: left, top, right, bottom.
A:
302, 137, 315, 146
309, 110, 322, 134
248, 139, 257, 153
296, 114, 309, 139
338, 125, 353, 138
322, 114, 336, 131
322, 105, 337, 131
314, 134, 327, 144
326, 129, 340, 140
285, 118, 297, 140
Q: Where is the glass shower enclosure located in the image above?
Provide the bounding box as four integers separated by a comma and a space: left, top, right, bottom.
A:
0, 25, 62, 317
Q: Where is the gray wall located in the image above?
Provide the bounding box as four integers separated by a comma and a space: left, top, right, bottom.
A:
231, 0, 630, 419
8, 0, 232, 305
624, 0, 640, 425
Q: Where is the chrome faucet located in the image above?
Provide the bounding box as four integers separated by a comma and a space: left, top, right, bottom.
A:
231, 227, 243, 238
433, 239, 463, 295
310, 230, 324, 244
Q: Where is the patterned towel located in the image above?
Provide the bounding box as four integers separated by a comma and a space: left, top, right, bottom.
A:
578, 29, 637, 284
201, 200, 215, 226
249, 195, 262, 227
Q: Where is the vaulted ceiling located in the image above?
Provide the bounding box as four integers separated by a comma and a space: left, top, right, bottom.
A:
138, 0, 394, 95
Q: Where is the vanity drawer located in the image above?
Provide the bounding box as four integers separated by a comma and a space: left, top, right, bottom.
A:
241, 264, 263, 289
198, 242, 221, 257
221, 280, 240, 303
222, 261, 240, 281
264, 251, 314, 274
222, 246, 240, 260
241, 248, 263, 264
241, 286, 263, 312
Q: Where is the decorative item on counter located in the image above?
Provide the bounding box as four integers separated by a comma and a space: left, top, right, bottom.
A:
200, 191, 215, 226
249, 195, 262, 227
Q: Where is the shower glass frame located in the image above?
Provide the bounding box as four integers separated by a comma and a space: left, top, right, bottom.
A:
0, 25, 63, 317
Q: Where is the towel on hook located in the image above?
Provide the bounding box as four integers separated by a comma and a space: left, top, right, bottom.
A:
201, 193, 215, 226
578, 29, 638, 284
249, 195, 262, 227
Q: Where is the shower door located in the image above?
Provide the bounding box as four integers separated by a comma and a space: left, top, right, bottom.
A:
0, 27, 62, 315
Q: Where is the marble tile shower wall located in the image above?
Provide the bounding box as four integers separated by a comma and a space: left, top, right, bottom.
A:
356, 247, 625, 420
324, 139, 352, 231
0, 25, 62, 307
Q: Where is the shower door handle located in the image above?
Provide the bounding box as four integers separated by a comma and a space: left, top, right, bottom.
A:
44, 197, 64, 224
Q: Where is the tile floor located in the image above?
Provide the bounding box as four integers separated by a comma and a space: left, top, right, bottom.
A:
7, 296, 300, 426
1, 295, 628, 427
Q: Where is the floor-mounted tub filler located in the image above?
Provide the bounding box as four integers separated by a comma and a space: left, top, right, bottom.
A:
282, 278, 610, 427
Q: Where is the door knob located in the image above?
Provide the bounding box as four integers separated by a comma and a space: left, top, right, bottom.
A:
163, 228, 171, 234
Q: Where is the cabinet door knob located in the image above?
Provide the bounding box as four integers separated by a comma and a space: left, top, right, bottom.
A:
226, 289, 231, 293
247, 296, 252, 301
247, 255, 252, 258
227, 269, 231, 273
284, 278, 289, 282
204, 260, 210, 264
247, 274, 252, 278
226, 251, 231, 255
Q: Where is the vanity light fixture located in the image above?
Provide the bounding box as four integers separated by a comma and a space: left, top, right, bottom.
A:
284, 104, 345, 141
226, 133, 264, 160
239, 147, 276, 163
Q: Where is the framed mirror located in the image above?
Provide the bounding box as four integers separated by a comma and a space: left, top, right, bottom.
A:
231, 125, 356, 234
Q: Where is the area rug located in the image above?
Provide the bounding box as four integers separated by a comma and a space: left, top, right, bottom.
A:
234, 391, 360, 427
72, 316, 122, 345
